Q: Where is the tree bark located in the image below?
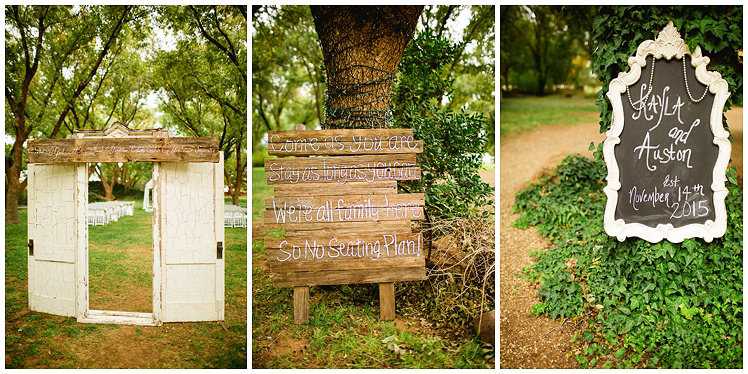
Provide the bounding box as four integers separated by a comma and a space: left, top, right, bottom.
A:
232, 137, 245, 205
95, 164, 120, 201
5, 139, 28, 225
5, 6, 47, 225
310, 5, 422, 129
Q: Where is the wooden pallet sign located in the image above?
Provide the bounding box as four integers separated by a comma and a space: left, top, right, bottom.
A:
603, 22, 731, 243
264, 127, 426, 323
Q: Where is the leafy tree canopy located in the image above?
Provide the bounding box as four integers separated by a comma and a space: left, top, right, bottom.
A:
4, 5, 247, 221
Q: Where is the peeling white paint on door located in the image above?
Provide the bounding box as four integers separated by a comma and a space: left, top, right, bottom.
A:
28, 163, 80, 317
159, 157, 225, 322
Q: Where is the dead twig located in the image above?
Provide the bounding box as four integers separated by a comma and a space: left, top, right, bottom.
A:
8, 309, 30, 322
543, 318, 568, 338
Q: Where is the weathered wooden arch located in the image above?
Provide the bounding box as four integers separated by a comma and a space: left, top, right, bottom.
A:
26, 122, 225, 326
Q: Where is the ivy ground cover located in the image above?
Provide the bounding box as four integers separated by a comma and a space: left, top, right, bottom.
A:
513, 154, 742, 369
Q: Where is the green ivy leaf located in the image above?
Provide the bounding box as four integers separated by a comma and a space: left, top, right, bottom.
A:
667, 262, 679, 273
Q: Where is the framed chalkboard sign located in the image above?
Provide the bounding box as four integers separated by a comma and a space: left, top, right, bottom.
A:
603, 22, 731, 243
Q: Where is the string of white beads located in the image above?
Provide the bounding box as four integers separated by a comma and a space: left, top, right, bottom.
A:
627, 56, 655, 110
683, 56, 709, 103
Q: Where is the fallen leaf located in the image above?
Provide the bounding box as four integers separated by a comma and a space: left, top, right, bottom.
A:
381, 335, 398, 344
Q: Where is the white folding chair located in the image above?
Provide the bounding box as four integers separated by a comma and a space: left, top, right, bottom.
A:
224, 212, 234, 228
233, 212, 244, 228
88, 210, 96, 226
95, 210, 107, 226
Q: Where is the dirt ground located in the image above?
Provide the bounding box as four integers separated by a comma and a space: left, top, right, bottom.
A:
498, 107, 743, 368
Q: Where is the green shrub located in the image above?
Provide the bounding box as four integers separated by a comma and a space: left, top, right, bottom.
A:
393, 30, 493, 220
388, 30, 495, 333
514, 153, 743, 368
252, 148, 272, 167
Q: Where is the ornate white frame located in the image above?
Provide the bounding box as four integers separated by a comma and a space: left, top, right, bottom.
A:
603, 22, 731, 243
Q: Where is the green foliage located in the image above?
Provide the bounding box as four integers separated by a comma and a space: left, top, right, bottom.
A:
252, 149, 272, 167
393, 30, 493, 219
501, 6, 596, 95
5, 5, 246, 224
252, 5, 325, 149
514, 154, 743, 368
593, 6, 743, 138
87, 181, 144, 202
531, 302, 547, 316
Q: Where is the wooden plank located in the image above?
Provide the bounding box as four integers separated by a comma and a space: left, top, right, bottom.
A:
27, 137, 220, 163
264, 206, 423, 224
280, 221, 413, 238
267, 255, 424, 273
272, 267, 426, 287
379, 283, 395, 320
266, 233, 424, 269
293, 287, 310, 324
266, 234, 424, 251
273, 181, 397, 197
268, 129, 422, 156
266, 194, 424, 209
271, 129, 415, 140
266, 165, 420, 184
81, 310, 160, 326
264, 154, 417, 172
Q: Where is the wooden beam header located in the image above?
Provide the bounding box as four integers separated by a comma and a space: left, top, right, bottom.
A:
27, 137, 220, 163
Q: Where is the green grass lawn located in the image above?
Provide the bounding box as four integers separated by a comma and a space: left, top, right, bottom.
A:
5, 201, 247, 368
500, 95, 600, 136
251, 167, 494, 368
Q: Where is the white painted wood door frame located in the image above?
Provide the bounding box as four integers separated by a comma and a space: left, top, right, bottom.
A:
29, 155, 224, 326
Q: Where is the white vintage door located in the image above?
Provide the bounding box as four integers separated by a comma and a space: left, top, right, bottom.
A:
27, 163, 88, 318
157, 157, 224, 322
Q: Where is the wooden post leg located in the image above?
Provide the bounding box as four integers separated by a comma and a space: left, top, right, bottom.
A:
379, 282, 395, 320
293, 286, 310, 324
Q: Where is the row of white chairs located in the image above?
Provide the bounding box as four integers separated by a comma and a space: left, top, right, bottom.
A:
225, 212, 247, 228
88, 201, 247, 228
87, 201, 135, 226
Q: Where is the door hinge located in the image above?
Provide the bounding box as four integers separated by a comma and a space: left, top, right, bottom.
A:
217, 242, 223, 260
28, 240, 34, 256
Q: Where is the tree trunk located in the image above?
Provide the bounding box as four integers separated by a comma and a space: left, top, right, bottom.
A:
5, 144, 28, 225
6, 117, 31, 225
310, 5, 423, 129
96, 164, 119, 201
232, 138, 245, 205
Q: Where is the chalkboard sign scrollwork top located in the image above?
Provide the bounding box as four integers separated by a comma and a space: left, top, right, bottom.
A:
603, 21, 731, 243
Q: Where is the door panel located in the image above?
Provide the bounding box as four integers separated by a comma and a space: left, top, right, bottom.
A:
159, 160, 224, 322
28, 163, 80, 317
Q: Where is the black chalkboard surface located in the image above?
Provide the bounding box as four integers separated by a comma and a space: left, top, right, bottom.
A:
603, 22, 731, 243
614, 55, 719, 228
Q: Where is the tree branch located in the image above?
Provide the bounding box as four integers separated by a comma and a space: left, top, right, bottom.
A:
189, 5, 246, 82
50, 5, 131, 138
